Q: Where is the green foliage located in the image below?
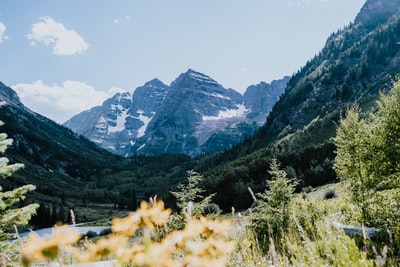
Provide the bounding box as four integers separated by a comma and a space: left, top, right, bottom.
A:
230, 183, 377, 266
262, 159, 298, 210
251, 159, 298, 249
324, 189, 337, 199
376, 80, 400, 186
0, 119, 38, 265
0, 132, 23, 179
333, 78, 400, 230
283, 218, 373, 267
333, 107, 377, 224
170, 170, 217, 217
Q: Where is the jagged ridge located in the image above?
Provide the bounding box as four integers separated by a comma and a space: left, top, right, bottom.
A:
64, 69, 288, 157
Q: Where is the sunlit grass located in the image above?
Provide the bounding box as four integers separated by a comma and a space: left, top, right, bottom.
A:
10, 182, 400, 266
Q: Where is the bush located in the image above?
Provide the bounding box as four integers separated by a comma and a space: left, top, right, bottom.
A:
324, 189, 337, 199
251, 159, 298, 249
83, 230, 97, 239
99, 228, 112, 236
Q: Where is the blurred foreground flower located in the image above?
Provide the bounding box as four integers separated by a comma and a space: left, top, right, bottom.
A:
20, 200, 233, 267
20, 226, 80, 266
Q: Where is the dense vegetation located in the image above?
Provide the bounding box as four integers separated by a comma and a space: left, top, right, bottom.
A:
0, 1, 399, 252
1, 75, 399, 266
190, 9, 400, 212
1, 0, 400, 262
0, 108, 38, 264
0, 99, 195, 225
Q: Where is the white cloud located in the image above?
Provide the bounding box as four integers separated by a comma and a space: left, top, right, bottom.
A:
0, 22, 8, 43
27, 16, 89, 55
12, 80, 125, 123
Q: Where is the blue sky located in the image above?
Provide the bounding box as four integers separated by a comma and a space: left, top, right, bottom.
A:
0, 0, 365, 123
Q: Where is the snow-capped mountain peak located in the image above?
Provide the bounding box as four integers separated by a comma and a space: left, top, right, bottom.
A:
64, 70, 288, 156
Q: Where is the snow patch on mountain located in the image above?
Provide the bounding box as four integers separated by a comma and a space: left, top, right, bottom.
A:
207, 92, 231, 100
202, 104, 248, 121
137, 143, 146, 151
108, 109, 128, 133
136, 110, 153, 138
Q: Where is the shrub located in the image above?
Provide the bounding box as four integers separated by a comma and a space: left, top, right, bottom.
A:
99, 228, 112, 236
251, 159, 298, 249
83, 230, 97, 239
324, 189, 337, 199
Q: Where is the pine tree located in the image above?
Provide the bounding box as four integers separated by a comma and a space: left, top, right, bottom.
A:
170, 170, 216, 217
251, 159, 298, 249
0, 112, 38, 265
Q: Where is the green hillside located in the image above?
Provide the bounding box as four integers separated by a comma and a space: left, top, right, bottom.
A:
195, 1, 400, 211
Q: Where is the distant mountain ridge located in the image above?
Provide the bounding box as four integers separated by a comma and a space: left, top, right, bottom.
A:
0, 80, 195, 223
64, 69, 289, 156
1, 0, 399, 215
193, 0, 400, 211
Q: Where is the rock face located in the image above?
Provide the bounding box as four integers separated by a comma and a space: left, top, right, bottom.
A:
64, 69, 289, 156
131, 69, 245, 156
243, 79, 288, 122
354, 0, 400, 28
64, 79, 169, 155
0, 82, 24, 108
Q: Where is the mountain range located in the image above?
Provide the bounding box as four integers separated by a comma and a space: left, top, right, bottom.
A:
195, 0, 400, 210
0, 0, 399, 217
64, 70, 289, 157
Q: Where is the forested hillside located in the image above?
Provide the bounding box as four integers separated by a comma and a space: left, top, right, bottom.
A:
0, 85, 194, 224
1, 0, 400, 220
195, 0, 400, 211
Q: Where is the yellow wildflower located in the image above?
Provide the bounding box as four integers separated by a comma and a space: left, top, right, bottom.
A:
77, 235, 129, 263
20, 226, 80, 266
112, 201, 171, 234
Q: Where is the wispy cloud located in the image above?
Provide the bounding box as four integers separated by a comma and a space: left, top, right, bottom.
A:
114, 15, 131, 24
27, 16, 89, 55
12, 80, 124, 123
0, 22, 9, 43
288, 0, 329, 6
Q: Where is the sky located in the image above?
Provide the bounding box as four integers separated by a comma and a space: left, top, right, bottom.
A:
0, 0, 366, 123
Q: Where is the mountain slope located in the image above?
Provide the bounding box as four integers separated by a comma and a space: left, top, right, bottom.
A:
196, 0, 400, 211
0, 81, 193, 223
131, 69, 245, 156
65, 70, 288, 157
64, 79, 169, 155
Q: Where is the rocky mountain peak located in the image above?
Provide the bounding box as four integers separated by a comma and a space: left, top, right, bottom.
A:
354, 0, 400, 28
243, 76, 289, 122
0, 82, 23, 108
143, 78, 167, 88
171, 69, 219, 88
64, 70, 286, 157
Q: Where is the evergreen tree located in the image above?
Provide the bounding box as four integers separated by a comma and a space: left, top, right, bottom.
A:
0, 114, 38, 265
170, 170, 216, 217
128, 189, 137, 211
251, 159, 298, 250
